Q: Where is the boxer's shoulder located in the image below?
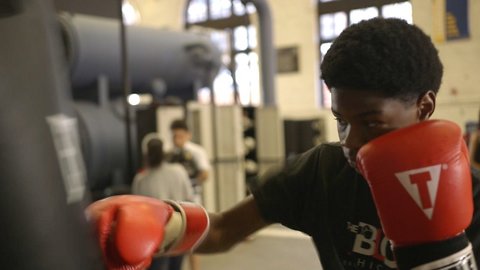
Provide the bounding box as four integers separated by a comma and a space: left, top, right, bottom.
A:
316, 142, 348, 168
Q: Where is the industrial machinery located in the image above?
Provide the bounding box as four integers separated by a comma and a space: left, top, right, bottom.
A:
58, 14, 222, 197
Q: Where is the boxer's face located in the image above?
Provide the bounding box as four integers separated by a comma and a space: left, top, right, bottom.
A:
330, 88, 435, 169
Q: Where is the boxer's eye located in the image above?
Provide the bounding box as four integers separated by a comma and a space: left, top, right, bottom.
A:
366, 121, 382, 128
335, 117, 348, 129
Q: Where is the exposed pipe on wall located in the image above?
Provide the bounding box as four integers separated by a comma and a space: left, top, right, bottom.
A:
242, 0, 277, 106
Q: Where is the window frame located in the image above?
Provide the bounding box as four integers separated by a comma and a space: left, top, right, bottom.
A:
184, 0, 260, 105
317, 0, 411, 108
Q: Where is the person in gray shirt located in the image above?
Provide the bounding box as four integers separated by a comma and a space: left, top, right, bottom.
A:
133, 137, 194, 270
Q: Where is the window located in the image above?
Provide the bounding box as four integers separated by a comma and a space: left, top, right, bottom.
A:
185, 0, 260, 106
318, 0, 412, 108
122, 0, 141, 25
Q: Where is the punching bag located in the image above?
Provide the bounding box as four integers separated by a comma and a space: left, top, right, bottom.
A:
0, 0, 103, 269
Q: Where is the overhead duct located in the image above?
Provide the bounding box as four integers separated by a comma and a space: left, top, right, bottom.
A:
59, 13, 222, 98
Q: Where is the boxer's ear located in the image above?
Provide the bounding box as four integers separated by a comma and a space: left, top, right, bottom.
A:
417, 90, 436, 121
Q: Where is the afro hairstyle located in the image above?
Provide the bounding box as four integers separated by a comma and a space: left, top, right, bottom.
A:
320, 17, 443, 102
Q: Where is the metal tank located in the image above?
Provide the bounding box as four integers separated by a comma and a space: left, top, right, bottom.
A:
59, 13, 222, 96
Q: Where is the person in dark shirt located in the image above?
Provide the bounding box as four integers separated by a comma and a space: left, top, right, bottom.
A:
196, 17, 480, 269
87, 18, 480, 270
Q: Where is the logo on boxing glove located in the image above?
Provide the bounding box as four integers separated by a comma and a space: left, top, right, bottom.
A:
395, 164, 443, 220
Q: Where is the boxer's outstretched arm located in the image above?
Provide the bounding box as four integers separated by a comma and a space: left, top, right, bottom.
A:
196, 195, 271, 253
86, 194, 270, 269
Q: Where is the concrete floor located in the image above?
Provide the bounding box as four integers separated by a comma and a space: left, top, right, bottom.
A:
185, 225, 322, 270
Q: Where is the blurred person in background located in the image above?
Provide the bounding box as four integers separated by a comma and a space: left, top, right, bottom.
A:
133, 137, 195, 270
166, 119, 211, 270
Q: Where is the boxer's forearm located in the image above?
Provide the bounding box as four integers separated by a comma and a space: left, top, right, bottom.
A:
195, 196, 270, 253
194, 213, 241, 253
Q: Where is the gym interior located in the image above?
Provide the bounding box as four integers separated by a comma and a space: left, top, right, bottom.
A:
1, 0, 479, 269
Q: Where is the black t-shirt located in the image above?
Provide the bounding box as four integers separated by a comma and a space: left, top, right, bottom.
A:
252, 142, 480, 270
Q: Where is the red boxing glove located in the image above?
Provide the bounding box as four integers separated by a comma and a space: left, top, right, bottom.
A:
86, 195, 209, 270
357, 120, 476, 269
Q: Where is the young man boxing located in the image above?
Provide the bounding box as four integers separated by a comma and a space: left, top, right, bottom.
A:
86, 18, 480, 270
